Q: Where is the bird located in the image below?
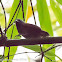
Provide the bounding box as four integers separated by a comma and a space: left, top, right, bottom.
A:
15, 19, 49, 39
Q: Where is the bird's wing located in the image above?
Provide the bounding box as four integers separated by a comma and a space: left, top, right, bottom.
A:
23, 23, 42, 33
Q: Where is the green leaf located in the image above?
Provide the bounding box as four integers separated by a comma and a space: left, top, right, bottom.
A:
0, 55, 4, 62
5, 7, 11, 13
36, 0, 55, 62
36, 0, 53, 36
56, 0, 62, 5
8, 0, 28, 25
24, 45, 56, 57
0, 13, 5, 28
5, 0, 28, 62
8, 0, 20, 25
50, 0, 62, 27
24, 45, 41, 52
24, 1, 56, 62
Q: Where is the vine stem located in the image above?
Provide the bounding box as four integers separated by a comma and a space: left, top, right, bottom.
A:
0, 1, 7, 59
30, 0, 36, 25
7, 0, 22, 61
1, 1, 7, 34
6, 0, 22, 32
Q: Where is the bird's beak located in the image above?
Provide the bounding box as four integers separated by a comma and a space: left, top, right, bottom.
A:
14, 19, 18, 23
13, 21, 16, 23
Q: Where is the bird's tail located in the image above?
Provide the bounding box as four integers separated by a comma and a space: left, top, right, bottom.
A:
41, 31, 49, 37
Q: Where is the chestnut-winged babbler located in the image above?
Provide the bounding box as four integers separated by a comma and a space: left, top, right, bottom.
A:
15, 19, 49, 39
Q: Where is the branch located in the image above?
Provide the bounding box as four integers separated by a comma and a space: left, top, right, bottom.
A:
0, 37, 62, 47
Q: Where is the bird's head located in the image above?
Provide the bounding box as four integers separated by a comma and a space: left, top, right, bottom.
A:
14, 19, 24, 25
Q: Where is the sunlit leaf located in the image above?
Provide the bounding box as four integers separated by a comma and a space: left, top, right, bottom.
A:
36, 0, 55, 62
50, 0, 62, 27
56, 60, 62, 62
0, 13, 5, 28
24, 45, 41, 52
56, 0, 62, 5
24, 45, 56, 57
5, 7, 11, 13
37, 0, 53, 36
6, 0, 28, 62
25, 5, 33, 22
0, 55, 4, 62
56, 28, 62, 36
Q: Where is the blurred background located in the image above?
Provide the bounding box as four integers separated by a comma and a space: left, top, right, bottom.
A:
0, 0, 62, 62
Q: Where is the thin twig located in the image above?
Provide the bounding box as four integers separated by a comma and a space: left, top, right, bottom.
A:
4, 52, 39, 58
6, 0, 21, 32
7, 25, 15, 62
0, 26, 3, 36
0, 1, 7, 59
44, 44, 62, 53
56, 55, 62, 61
30, 0, 36, 25
3, 0, 22, 33
1, 1, 7, 34
40, 45, 44, 62
7, 0, 22, 61
16, 0, 22, 19
44, 55, 52, 61
35, 44, 62, 61
5, 0, 22, 32
21, 0, 25, 21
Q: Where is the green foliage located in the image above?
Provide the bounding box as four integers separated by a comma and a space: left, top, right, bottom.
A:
56, 0, 62, 5
36, 0, 53, 36
24, 45, 41, 52
6, 0, 28, 62
36, 0, 55, 62
0, 55, 4, 62
0, 13, 5, 28
50, 0, 62, 27
0, 0, 62, 62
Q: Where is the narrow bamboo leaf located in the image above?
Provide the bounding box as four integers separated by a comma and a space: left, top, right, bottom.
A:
36, 0, 55, 62
0, 14, 5, 28
50, 0, 62, 26
5, 7, 11, 13
24, 45, 41, 52
56, 0, 62, 5
8, 0, 20, 25
0, 55, 4, 62
5, 0, 28, 62
8, 0, 28, 25
36, 0, 53, 36
24, 45, 56, 56
24, 1, 55, 62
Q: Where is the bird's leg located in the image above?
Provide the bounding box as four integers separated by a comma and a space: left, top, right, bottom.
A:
15, 34, 21, 37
